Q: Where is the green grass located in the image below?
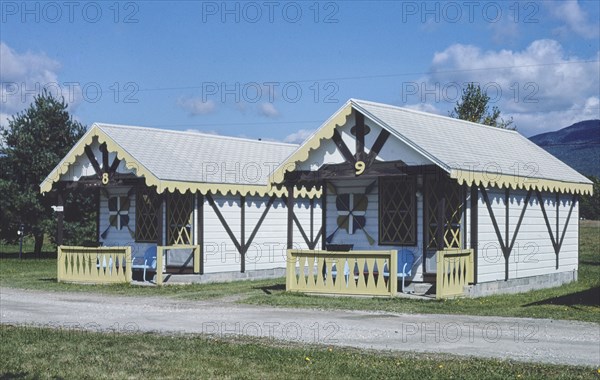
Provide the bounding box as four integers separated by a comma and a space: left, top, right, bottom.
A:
0, 325, 597, 379
0, 235, 283, 300
243, 223, 600, 323
0, 254, 283, 300
1, 223, 598, 322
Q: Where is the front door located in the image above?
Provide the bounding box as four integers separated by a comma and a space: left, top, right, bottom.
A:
423, 177, 465, 276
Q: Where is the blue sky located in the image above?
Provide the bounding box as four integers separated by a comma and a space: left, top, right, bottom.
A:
1, 1, 599, 141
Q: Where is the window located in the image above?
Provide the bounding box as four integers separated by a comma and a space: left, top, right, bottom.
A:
379, 177, 416, 245
135, 187, 160, 242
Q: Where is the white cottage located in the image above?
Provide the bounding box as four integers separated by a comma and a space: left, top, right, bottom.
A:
274, 99, 592, 298
42, 124, 322, 283
43, 99, 592, 298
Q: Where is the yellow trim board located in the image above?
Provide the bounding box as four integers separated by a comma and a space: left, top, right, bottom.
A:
452, 169, 593, 195
268, 102, 353, 186
40, 124, 321, 198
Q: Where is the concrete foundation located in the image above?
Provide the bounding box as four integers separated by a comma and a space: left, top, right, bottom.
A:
160, 267, 286, 285
465, 270, 578, 298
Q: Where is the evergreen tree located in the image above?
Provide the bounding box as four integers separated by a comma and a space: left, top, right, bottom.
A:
0, 91, 89, 253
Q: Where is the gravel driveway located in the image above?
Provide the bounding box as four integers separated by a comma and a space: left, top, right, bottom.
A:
1, 287, 598, 367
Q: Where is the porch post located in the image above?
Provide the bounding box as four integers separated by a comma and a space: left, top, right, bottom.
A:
240, 195, 246, 273
197, 192, 204, 274
470, 186, 478, 284
156, 193, 164, 246
321, 181, 327, 250
286, 185, 294, 250
436, 196, 445, 251
56, 191, 64, 246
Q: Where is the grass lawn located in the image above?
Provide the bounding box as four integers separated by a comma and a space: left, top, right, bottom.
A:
243, 221, 600, 323
0, 325, 597, 379
1, 223, 598, 323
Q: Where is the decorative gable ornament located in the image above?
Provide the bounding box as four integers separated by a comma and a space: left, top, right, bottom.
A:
100, 188, 135, 239
336, 193, 367, 234
109, 196, 130, 230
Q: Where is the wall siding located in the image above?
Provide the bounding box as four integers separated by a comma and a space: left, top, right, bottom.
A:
476, 187, 579, 283
202, 194, 321, 274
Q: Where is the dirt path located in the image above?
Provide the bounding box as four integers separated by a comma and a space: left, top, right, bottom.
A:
1, 287, 598, 367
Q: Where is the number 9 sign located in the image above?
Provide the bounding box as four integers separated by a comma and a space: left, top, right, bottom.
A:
355, 161, 365, 176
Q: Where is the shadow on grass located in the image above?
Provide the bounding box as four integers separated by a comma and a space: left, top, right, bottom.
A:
580, 261, 600, 267
0, 372, 29, 379
524, 287, 600, 307
0, 252, 56, 259
253, 283, 286, 295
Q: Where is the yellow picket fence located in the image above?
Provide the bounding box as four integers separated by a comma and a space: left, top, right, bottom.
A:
436, 248, 474, 299
57, 245, 201, 285
57, 246, 132, 284
286, 250, 397, 296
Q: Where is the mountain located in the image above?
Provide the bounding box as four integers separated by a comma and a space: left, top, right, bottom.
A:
529, 120, 600, 178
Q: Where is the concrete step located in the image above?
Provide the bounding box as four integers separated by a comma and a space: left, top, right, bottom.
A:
413, 282, 434, 295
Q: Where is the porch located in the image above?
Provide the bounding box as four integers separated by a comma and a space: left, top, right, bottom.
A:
57, 244, 201, 285
286, 248, 474, 299
282, 162, 477, 298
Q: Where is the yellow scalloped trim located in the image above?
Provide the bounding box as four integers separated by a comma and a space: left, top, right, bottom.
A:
262, 101, 591, 196
268, 103, 353, 187
40, 125, 322, 198
452, 169, 593, 195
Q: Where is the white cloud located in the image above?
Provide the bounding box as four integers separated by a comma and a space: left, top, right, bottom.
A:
0, 41, 63, 126
488, 10, 519, 45
258, 102, 279, 118
547, 0, 599, 39
403, 102, 443, 115
284, 128, 315, 144
177, 97, 217, 115
414, 39, 600, 135
184, 128, 220, 135
511, 96, 600, 135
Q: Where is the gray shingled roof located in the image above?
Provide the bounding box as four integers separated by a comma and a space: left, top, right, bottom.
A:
351, 99, 592, 185
97, 123, 298, 185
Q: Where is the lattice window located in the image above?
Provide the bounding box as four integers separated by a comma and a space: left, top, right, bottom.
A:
425, 177, 464, 249
167, 192, 194, 245
379, 177, 416, 245
135, 187, 161, 243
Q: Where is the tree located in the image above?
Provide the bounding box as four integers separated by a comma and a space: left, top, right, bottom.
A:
450, 83, 515, 130
580, 176, 600, 220
0, 91, 88, 253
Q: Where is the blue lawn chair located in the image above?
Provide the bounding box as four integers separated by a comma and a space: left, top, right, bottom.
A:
132, 246, 157, 282
380, 249, 414, 293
